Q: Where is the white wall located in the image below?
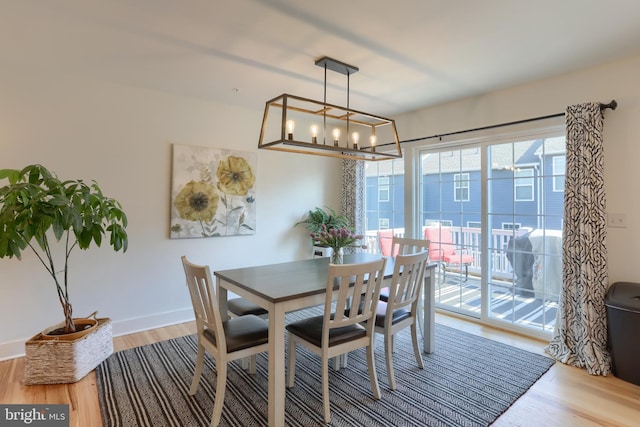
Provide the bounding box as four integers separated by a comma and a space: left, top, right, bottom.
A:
0, 66, 342, 359
395, 54, 640, 288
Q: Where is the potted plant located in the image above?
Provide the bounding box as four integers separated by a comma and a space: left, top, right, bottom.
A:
0, 164, 128, 336
0, 164, 128, 383
310, 225, 366, 264
295, 207, 350, 257
295, 206, 349, 234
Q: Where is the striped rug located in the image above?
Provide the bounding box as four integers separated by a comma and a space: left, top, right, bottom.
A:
96, 308, 554, 427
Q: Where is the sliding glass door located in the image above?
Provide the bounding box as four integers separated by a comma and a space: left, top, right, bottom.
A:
364, 130, 564, 336
419, 147, 482, 317
486, 137, 564, 333
417, 135, 564, 335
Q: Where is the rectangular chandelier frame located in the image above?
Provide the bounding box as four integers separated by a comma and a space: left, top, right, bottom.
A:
258, 56, 402, 162
258, 93, 402, 161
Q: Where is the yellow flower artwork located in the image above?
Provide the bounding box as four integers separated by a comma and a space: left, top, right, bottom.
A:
170, 144, 256, 238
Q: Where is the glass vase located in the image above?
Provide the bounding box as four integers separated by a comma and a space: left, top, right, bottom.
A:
330, 247, 344, 264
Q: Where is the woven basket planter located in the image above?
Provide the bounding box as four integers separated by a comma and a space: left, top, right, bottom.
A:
24, 318, 113, 385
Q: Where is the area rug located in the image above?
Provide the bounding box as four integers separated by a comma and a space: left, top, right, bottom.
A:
96, 308, 554, 427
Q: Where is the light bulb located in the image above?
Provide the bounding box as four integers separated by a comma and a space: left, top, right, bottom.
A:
352, 132, 360, 149
332, 128, 340, 146
310, 124, 318, 144
370, 134, 377, 151
286, 120, 295, 140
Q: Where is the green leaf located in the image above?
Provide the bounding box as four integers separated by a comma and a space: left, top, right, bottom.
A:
0, 169, 20, 183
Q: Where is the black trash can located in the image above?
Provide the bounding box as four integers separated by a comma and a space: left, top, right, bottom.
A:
605, 282, 640, 386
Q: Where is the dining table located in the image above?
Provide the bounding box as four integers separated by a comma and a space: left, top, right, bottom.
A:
214, 252, 436, 427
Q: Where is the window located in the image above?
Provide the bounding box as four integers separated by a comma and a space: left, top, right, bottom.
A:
515, 168, 534, 201
467, 221, 481, 228
502, 223, 521, 231
365, 159, 405, 238
378, 176, 390, 202
426, 219, 453, 227
553, 156, 565, 192
454, 173, 470, 202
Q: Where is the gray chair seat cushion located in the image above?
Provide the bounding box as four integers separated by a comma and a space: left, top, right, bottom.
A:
228, 298, 268, 317
203, 314, 268, 352
286, 315, 366, 347
346, 300, 410, 328
372, 301, 410, 328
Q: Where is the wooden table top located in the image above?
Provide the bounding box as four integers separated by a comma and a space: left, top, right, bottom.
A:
214, 253, 390, 303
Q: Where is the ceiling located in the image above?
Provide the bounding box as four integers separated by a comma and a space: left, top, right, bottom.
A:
3, 0, 640, 117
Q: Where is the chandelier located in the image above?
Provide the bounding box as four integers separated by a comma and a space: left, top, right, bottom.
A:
258, 56, 402, 161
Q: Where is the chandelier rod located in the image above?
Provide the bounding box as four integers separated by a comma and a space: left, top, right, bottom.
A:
323, 63, 327, 145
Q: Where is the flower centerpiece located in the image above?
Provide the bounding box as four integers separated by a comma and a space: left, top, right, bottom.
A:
310, 225, 367, 264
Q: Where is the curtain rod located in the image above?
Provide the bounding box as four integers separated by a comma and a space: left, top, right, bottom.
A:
389, 99, 617, 146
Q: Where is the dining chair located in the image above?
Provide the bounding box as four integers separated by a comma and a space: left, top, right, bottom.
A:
227, 296, 268, 370
367, 250, 430, 390
337, 237, 430, 371
181, 256, 269, 427
379, 236, 430, 302
286, 258, 387, 424
227, 297, 268, 318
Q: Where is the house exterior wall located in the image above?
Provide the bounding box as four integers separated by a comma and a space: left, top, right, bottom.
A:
366, 139, 565, 232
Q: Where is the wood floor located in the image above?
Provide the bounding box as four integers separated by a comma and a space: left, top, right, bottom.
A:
1, 313, 639, 427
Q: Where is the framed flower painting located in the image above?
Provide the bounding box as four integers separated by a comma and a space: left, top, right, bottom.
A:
170, 143, 256, 238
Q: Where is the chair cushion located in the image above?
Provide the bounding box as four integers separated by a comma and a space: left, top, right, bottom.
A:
203, 314, 268, 353
442, 253, 474, 265
372, 301, 410, 328
228, 298, 268, 317
379, 287, 390, 302
286, 315, 366, 347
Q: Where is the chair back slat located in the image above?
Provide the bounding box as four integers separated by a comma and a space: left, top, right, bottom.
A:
181, 256, 226, 353
324, 258, 387, 339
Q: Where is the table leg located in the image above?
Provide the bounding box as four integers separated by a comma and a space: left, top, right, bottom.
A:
423, 267, 435, 353
268, 304, 286, 427
217, 278, 229, 321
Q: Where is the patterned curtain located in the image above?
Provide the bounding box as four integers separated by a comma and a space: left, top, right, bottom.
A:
544, 102, 611, 375
342, 158, 365, 253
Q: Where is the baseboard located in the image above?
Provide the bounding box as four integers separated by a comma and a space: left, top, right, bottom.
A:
0, 308, 195, 361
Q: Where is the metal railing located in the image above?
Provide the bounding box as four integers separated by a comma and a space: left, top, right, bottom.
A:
364, 226, 534, 280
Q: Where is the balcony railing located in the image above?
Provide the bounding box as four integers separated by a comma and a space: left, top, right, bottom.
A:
361, 226, 560, 334
363, 226, 532, 280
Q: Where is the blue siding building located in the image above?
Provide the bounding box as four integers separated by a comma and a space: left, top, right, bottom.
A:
365, 138, 565, 232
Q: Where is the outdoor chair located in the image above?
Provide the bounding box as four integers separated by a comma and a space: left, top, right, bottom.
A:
424, 226, 474, 283
181, 256, 269, 427
286, 258, 387, 423
377, 229, 398, 257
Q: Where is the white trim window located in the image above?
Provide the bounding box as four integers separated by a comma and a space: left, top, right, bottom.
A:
553, 156, 565, 192
515, 168, 534, 201
502, 222, 521, 231
454, 173, 470, 202
378, 176, 390, 202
